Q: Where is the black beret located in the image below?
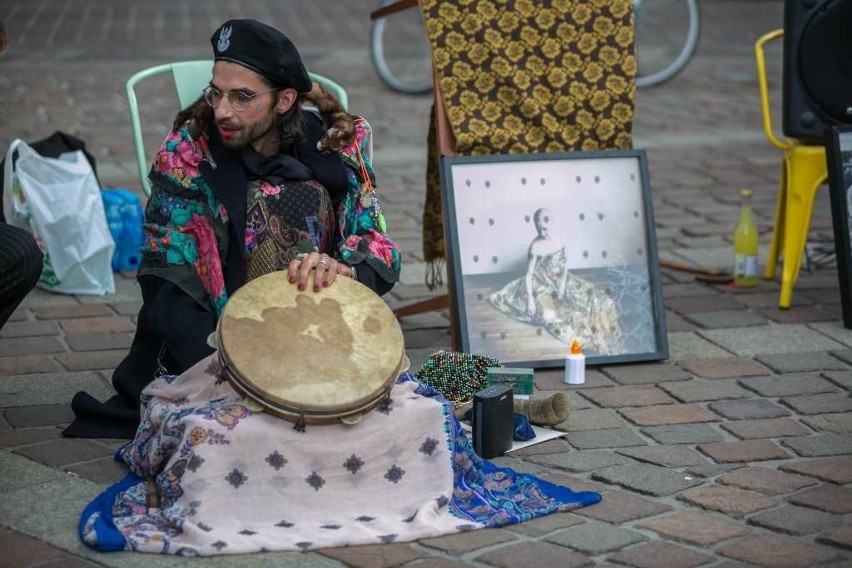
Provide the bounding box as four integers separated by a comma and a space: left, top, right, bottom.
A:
211, 19, 312, 93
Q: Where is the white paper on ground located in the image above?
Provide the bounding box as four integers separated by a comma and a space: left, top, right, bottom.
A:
460, 422, 566, 453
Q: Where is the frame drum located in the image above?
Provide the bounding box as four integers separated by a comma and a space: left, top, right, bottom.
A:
216, 271, 405, 426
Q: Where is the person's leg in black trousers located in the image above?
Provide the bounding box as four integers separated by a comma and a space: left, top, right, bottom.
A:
0, 222, 43, 329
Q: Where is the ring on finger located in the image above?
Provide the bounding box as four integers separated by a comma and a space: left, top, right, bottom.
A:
317, 259, 329, 267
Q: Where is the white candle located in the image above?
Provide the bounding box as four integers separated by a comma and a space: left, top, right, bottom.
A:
564, 339, 585, 385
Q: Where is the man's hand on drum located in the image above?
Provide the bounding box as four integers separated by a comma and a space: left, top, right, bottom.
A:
288, 252, 353, 292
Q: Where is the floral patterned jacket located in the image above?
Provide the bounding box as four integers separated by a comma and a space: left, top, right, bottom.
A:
138, 115, 401, 317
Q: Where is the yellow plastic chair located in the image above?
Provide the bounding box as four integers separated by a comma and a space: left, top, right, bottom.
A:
126, 60, 349, 196
755, 29, 827, 308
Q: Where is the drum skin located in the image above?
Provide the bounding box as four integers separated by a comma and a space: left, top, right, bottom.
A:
217, 271, 405, 425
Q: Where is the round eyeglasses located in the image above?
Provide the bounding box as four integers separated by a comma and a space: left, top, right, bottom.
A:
202, 86, 279, 112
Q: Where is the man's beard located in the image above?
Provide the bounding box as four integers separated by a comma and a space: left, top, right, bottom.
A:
218, 110, 276, 152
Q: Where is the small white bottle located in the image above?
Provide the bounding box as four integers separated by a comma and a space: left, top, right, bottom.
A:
564, 339, 586, 385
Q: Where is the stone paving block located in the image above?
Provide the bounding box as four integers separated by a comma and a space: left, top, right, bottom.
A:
608, 541, 714, 568
539, 473, 610, 494
780, 393, 852, 415
489, 456, 548, 476
58, 316, 135, 334
0, 451, 65, 494
420, 528, 518, 556
779, 457, 852, 484
0, 371, 111, 408
697, 439, 789, 463
699, 324, 846, 357
756, 305, 837, 324
748, 504, 843, 536
0, 320, 60, 338
735, 292, 813, 309
781, 433, 852, 457
0, 354, 59, 376
802, 413, 852, 433
827, 353, 852, 372
378, 559, 467, 568
578, 385, 676, 408
0, 427, 63, 448
677, 485, 776, 518
475, 541, 592, 568
667, 332, 735, 360
565, 409, 626, 431
615, 445, 708, 468
65, 458, 129, 486
109, 301, 143, 317
665, 295, 746, 314
545, 520, 645, 555
620, 404, 720, 427
403, 328, 453, 349
0, 336, 65, 357
591, 463, 701, 496
684, 310, 769, 329
708, 399, 791, 420
808, 322, 852, 350
738, 373, 840, 397
719, 535, 841, 567
3, 404, 74, 427
574, 490, 671, 524
720, 417, 811, 439
663, 283, 719, 299
55, 350, 126, 372
503, 511, 585, 537
641, 423, 725, 445
717, 467, 817, 496
666, 311, 697, 332
563, 429, 648, 450
755, 353, 848, 374
13, 438, 114, 467
31, 304, 114, 319
685, 464, 746, 479
677, 357, 770, 379
789, 484, 852, 514
398, 311, 450, 331
7, 307, 27, 323
602, 363, 692, 385
0, 526, 68, 567
528, 450, 631, 473
318, 542, 427, 568
817, 526, 852, 551
64, 332, 134, 352
639, 512, 751, 546
822, 370, 852, 391
535, 369, 614, 390
660, 378, 753, 402
564, 391, 594, 410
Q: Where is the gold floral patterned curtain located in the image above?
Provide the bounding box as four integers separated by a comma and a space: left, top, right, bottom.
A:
420, 0, 636, 281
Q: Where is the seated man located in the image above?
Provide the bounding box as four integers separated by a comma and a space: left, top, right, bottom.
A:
65, 19, 400, 439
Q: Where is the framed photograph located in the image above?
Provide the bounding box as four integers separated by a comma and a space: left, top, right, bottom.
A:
826, 126, 852, 329
440, 150, 669, 367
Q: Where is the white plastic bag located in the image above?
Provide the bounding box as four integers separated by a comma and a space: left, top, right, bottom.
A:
3, 139, 115, 295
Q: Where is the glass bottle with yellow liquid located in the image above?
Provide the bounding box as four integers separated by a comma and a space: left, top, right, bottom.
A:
733, 189, 758, 287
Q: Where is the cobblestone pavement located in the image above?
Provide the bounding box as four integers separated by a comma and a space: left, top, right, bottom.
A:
2, 1, 852, 567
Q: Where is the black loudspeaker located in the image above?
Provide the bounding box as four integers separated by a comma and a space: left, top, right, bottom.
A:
471, 384, 513, 459
782, 0, 852, 143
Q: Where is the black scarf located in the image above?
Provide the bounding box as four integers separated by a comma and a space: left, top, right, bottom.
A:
240, 146, 313, 185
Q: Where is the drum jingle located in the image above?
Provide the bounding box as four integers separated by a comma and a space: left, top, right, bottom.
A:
215, 271, 405, 428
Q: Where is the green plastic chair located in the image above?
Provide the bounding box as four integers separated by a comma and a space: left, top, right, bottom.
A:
126, 60, 349, 196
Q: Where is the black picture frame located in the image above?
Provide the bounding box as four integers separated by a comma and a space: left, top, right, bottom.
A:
439, 150, 669, 368
826, 125, 852, 329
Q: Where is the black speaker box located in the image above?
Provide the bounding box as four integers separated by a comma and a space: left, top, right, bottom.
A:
471, 384, 514, 459
783, 0, 852, 143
